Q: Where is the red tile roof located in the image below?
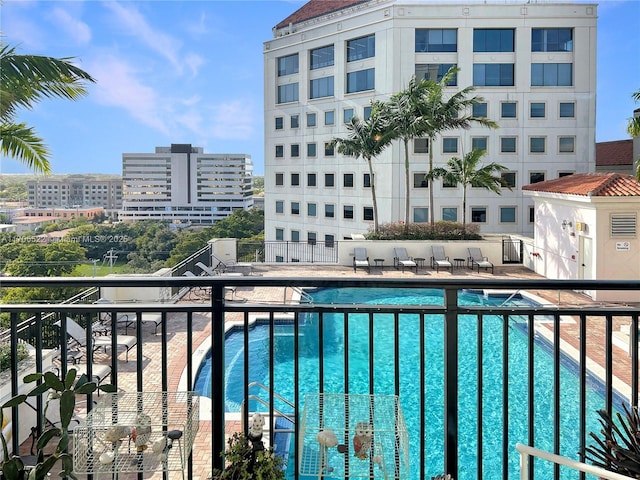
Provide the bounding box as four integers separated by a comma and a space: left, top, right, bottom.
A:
596, 139, 633, 166
522, 172, 640, 197
275, 0, 370, 30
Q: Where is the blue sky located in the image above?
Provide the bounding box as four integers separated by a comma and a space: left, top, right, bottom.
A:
1, 0, 638, 176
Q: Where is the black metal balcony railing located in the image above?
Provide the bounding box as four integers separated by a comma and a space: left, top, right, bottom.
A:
1, 275, 639, 480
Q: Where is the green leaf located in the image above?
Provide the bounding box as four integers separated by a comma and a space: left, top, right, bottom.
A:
2, 457, 24, 480
99, 384, 117, 393
43, 371, 64, 391
23, 372, 43, 383
64, 369, 78, 389
36, 428, 60, 450
2, 394, 27, 408
74, 381, 97, 395
27, 383, 50, 397
59, 390, 75, 430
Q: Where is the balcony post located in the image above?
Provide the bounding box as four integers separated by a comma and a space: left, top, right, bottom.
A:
211, 284, 225, 472
444, 287, 458, 478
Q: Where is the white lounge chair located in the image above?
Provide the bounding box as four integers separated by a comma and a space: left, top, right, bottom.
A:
430, 245, 453, 273
393, 247, 418, 273
55, 317, 137, 362
467, 247, 494, 274
184, 270, 236, 299
353, 247, 370, 273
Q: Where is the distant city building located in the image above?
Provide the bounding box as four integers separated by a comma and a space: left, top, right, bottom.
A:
264, 0, 597, 243
119, 144, 254, 225
12, 207, 105, 233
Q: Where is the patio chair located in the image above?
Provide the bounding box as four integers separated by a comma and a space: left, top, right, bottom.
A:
184, 270, 236, 300
55, 317, 137, 362
467, 247, 494, 274
53, 360, 112, 387
430, 245, 453, 273
211, 253, 253, 276
353, 247, 370, 273
393, 247, 418, 273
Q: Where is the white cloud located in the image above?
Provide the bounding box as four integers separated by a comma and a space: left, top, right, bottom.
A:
209, 100, 256, 140
49, 7, 92, 45
184, 53, 206, 77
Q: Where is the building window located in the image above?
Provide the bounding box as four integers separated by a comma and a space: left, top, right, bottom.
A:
275, 201, 284, 214
307, 203, 317, 217
558, 171, 574, 177
325, 204, 335, 218
278, 53, 298, 76
364, 106, 372, 120
291, 173, 300, 186
344, 173, 354, 188
529, 172, 545, 184
291, 230, 300, 242
414, 138, 429, 154
559, 102, 575, 118
530, 102, 546, 118
501, 171, 516, 188
347, 68, 375, 93
473, 103, 487, 118
500, 207, 516, 223
310, 77, 334, 99
325, 173, 335, 187
310, 45, 334, 69
275, 228, 284, 241
306, 113, 317, 127
415, 29, 457, 52
347, 34, 375, 61
529, 207, 535, 223
500, 137, 517, 153
275, 173, 284, 186
559, 136, 575, 153
501, 102, 517, 118
363, 173, 371, 188
471, 137, 488, 152
324, 143, 335, 156
529, 137, 546, 153
442, 137, 458, 154
343, 108, 354, 123
473, 29, 514, 52
442, 207, 457, 222
415, 64, 457, 86
363, 206, 374, 221
532, 28, 573, 52
291, 202, 300, 215
344, 205, 354, 219
307, 143, 317, 157
277, 83, 298, 103
413, 207, 428, 223
531, 63, 573, 86
291, 115, 299, 129
325, 234, 335, 248
473, 64, 514, 86
308, 232, 317, 245
325, 110, 335, 125
275, 145, 284, 158
275, 117, 283, 130
291, 144, 300, 157
413, 172, 428, 188
307, 173, 317, 187
471, 207, 487, 223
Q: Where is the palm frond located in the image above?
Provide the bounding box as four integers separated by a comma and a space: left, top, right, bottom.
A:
0, 122, 51, 173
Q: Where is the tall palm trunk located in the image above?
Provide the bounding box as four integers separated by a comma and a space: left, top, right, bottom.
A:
403, 138, 410, 233
428, 134, 435, 225
366, 156, 380, 233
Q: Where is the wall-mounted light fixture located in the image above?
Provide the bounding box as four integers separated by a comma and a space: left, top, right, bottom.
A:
561, 219, 572, 231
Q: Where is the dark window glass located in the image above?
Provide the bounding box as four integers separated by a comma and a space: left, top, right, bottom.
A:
415, 64, 457, 86
324, 143, 335, 156
413, 173, 428, 188
343, 205, 354, 219
443, 138, 458, 153
291, 173, 300, 186
325, 204, 335, 218
559, 102, 575, 118
291, 144, 300, 157
310, 45, 334, 69
344, 174, 354, 188
530, 103, 545, 118
275, 201, 284, 214
310, 77, 334, 99
529, 172, 545, 184
530, 137, 546, 153
275, 117, 283, 130
277, 83, 298, 103
363, 207, 374, 221
347, 34, 375, 61
290, 115, 299, 128
277, 54, 298, 76
307, 173, 316, 187
363, 173, 371, 188
529, 207, 535, 223
308, 203, 317, 216
275, 228, 283, 241
291, 202, 300, 215
531, 63, 573, 86
306, 113, 316, 127
471, 207, 487, 223
414, 138, 429, 154
364, 106, 372, 120
415, 29, 457, 52
325, 174, 335, 187
307, 143, 317, 157
501, 172, 516, 188
501, 102, 517, 118
500, 207, 516, 223
472, 103, 487, 118
325, 111, 335, 125
275, 145, 284, 158
325, 235, 335, 248
501, 137, 517, 153
275, 173, 284, 186
473, 64, 514, 86
473, 29, 514, 52
532, 28, 573, 52
472, 137, 488, 152
347, 68, 375, 93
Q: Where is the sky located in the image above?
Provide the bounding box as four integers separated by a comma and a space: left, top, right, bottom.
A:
1, 0, 639, 176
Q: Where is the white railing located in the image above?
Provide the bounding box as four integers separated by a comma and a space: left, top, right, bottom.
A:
516, 443, 636, 480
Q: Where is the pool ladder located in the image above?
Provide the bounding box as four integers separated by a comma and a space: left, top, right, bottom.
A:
285, 286, 314, 304
241, 381, 296, 429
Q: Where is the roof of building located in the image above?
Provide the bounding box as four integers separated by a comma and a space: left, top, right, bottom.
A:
275, 0, 369, 30
522, 172, 640, 197
596, 139, 634, 166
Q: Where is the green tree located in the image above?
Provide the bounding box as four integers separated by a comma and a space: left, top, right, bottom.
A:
415, 67, 498, 225
432, 148, 509, 228
210, 208, 264, 239
628, 88, 640, 180
0, 43, 95, 173
332, 103, 393, 233
3, 241, 86, 276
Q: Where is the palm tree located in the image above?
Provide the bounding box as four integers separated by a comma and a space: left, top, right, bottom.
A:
383, 77, 432, 232
627, 88, 640, 180
333, 102, 393, 233
431, 148, 510, 229
416, 66, 498, 225
0, 43, 95, 173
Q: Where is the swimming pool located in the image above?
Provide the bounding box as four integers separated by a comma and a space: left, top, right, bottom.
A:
195, 287, 613, 480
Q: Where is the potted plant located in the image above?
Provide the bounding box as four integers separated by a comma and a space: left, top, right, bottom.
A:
212, 432, 285, 480
0, 368, 115, 480
583, 403, 640, 478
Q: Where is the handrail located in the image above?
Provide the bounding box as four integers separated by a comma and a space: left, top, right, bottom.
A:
499, 289, 521, 307
241, 382, 296, 428
516, 443, 636, 480
284, 286, 314, 304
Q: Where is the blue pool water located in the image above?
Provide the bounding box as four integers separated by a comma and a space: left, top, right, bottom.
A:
195, 288, 616, 480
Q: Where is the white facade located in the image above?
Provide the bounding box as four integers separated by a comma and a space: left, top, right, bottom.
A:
263, 0, 597, 244
119, 144, 253, 225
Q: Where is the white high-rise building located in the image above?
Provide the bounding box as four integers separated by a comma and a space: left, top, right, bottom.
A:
120, 144, 253, 225
264, 0, 596, 245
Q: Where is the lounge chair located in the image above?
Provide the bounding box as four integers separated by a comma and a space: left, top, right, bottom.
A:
430, 245, 453, 273
467, 247, 494, 274
196, 261, 218, 276
211, 253, 253, 276
353, 247, 370, 273
55, 317, 137, 362
53, 360, 112, 387
184, 270, 236, 300
393, 247, 418, 273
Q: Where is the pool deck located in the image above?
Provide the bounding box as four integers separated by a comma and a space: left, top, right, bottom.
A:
36, 264, 639, 479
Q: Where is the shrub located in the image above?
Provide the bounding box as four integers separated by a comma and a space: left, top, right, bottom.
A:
0, 342, 29, 372
366, 221, 481, 241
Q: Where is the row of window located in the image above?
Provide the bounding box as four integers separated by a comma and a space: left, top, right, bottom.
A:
278, 66, 375, 102
274, 170, 563, 190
